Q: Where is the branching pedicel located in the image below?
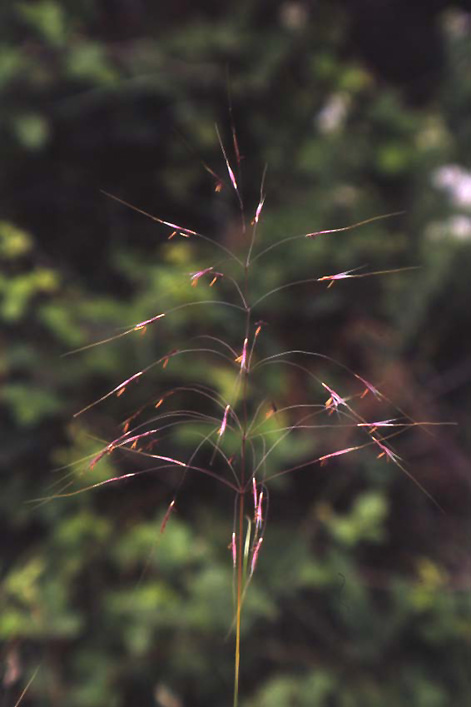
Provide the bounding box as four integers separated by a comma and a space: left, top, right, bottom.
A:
54, 129, 446, 707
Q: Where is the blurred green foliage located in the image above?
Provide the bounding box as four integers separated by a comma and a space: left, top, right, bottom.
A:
1, 2, 470, 706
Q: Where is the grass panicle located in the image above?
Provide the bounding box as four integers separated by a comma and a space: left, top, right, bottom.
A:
45, 126, 452, 707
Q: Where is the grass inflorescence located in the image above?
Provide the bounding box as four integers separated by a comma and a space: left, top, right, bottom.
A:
43, 126, 450, 707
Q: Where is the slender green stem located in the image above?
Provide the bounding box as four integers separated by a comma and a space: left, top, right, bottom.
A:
234, 490, 244, 707
233, 263, 251, 707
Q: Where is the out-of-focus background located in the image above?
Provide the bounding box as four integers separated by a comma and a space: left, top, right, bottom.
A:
1, 2, 470, 706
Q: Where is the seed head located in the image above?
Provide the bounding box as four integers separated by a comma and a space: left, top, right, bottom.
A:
218, 405, 230, 437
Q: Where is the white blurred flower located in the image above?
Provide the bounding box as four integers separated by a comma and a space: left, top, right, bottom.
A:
443, 10, 471, 39
427, 215, 471, 241
317, 94, 350, 134
279, 2, 309, 30
432, 164, 471, 209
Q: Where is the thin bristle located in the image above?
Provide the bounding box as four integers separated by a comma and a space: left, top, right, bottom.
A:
305, 211, 405, 238
101, 190, 197, 236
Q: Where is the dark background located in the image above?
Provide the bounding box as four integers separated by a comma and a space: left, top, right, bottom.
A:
1, 2, 470, 705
